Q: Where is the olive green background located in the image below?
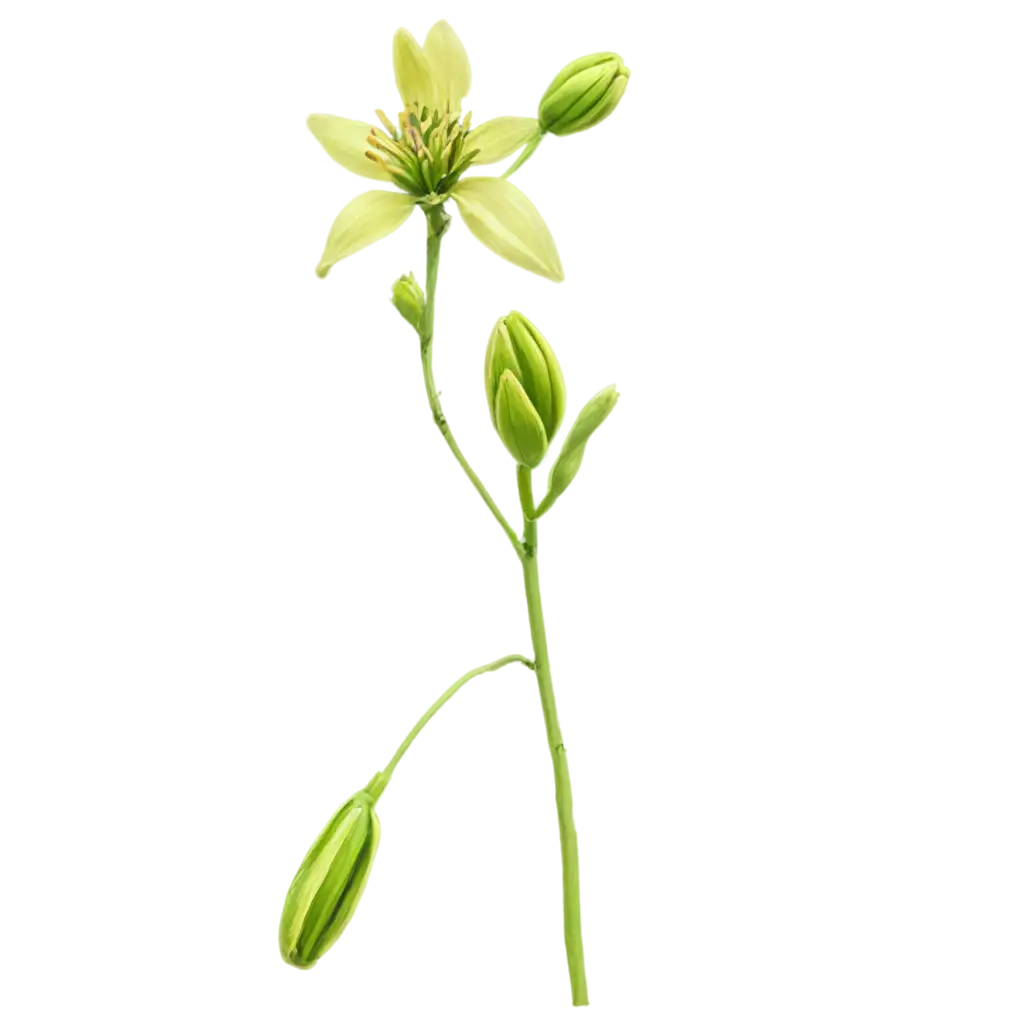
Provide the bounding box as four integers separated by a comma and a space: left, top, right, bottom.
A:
2, 8, 1024, 1024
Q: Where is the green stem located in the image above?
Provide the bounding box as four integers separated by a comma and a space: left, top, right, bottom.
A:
532, 490, 556, 519
379, 654, 534, 787
419, 207, 522, 557
517, 462, 537, 519
502, 131, 546, 179
517, 466, 589, 1007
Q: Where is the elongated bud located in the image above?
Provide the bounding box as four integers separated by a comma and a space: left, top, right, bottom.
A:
279, 781, 383, 969
495, 370, 548, 468
538, 384, 619, 515
391, 272, 425, 330
489, 311, 569, 440
538, 53, 630, 137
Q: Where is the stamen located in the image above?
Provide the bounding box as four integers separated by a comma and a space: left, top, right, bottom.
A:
462, 111, 472, 133
406, 126, 425, 154
374, 109, 397, 136
368, 129, 404, 159
420, 155, 434, 187
451, 147, 480, 175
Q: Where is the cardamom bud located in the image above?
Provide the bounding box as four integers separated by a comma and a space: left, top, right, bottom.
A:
538, 53, 630, 136
280, 770, 385, 962
485, 311, 565, 440
391, 274, 423, 333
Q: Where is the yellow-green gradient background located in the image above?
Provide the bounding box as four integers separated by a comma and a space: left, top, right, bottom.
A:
0, 6, 1019, 1015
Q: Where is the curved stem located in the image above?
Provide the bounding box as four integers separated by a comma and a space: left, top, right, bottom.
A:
419, 208, 522, 557
518, 469, 589, 1006
380, 654, 534, 786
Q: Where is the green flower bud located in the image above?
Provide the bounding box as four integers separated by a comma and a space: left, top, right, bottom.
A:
279, 782, 382, 969
391, 272, 425, 330
494, 370, 549, 468
485, 311, 565, 440
538, 53, 630, 137
542, 384, 619, 512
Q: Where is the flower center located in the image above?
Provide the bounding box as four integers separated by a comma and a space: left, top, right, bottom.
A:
365, 107, 478, 200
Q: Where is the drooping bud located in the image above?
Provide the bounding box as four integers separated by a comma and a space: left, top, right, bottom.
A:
494, 370, 549, 468
538, 53, 630, 137
279, 781, 383, 969
489, 311, 569, 440
391, 272, 425, 330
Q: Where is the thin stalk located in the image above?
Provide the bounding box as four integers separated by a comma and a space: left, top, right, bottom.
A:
419, 207, 522, 557
502, 131, 546, 179
380, 654, 534, 787
517, 465, 589, 1006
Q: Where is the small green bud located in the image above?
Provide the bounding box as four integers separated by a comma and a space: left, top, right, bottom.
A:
538, 384, 619, 515
279, 784, 382, 969
489, 311, 569, 440
538, 53, 630, 137
495, 370, 549, 468
391, 272, 425, 330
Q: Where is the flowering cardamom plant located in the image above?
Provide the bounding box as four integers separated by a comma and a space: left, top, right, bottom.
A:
308, 20, 562, 282
281, 20, 630, 1009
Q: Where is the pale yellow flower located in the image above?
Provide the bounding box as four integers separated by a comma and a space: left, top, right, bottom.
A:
307, 21, 560, 282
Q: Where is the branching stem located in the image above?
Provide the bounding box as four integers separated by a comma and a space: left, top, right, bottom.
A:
419, 207, 522, 557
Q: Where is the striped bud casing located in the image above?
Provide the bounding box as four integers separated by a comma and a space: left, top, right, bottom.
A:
279, 788, 381, 969
538, 53, 630, 137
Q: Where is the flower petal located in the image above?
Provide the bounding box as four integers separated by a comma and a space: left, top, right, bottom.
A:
423, 20, 471, 115
393, 28, 435, 111
467, 117, 540, 165
306, 115, 392, 181
450, 178, 564, 282
315, 191, 417, 279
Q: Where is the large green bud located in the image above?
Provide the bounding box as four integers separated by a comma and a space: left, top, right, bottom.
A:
538, 53, 630, 137
485, 312, 566, 468
279, 781, 382, 969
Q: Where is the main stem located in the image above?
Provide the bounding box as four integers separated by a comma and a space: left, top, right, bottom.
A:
419, 208, 521, 556
417, 208, 588, 1006
519, 467, 589, 1007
